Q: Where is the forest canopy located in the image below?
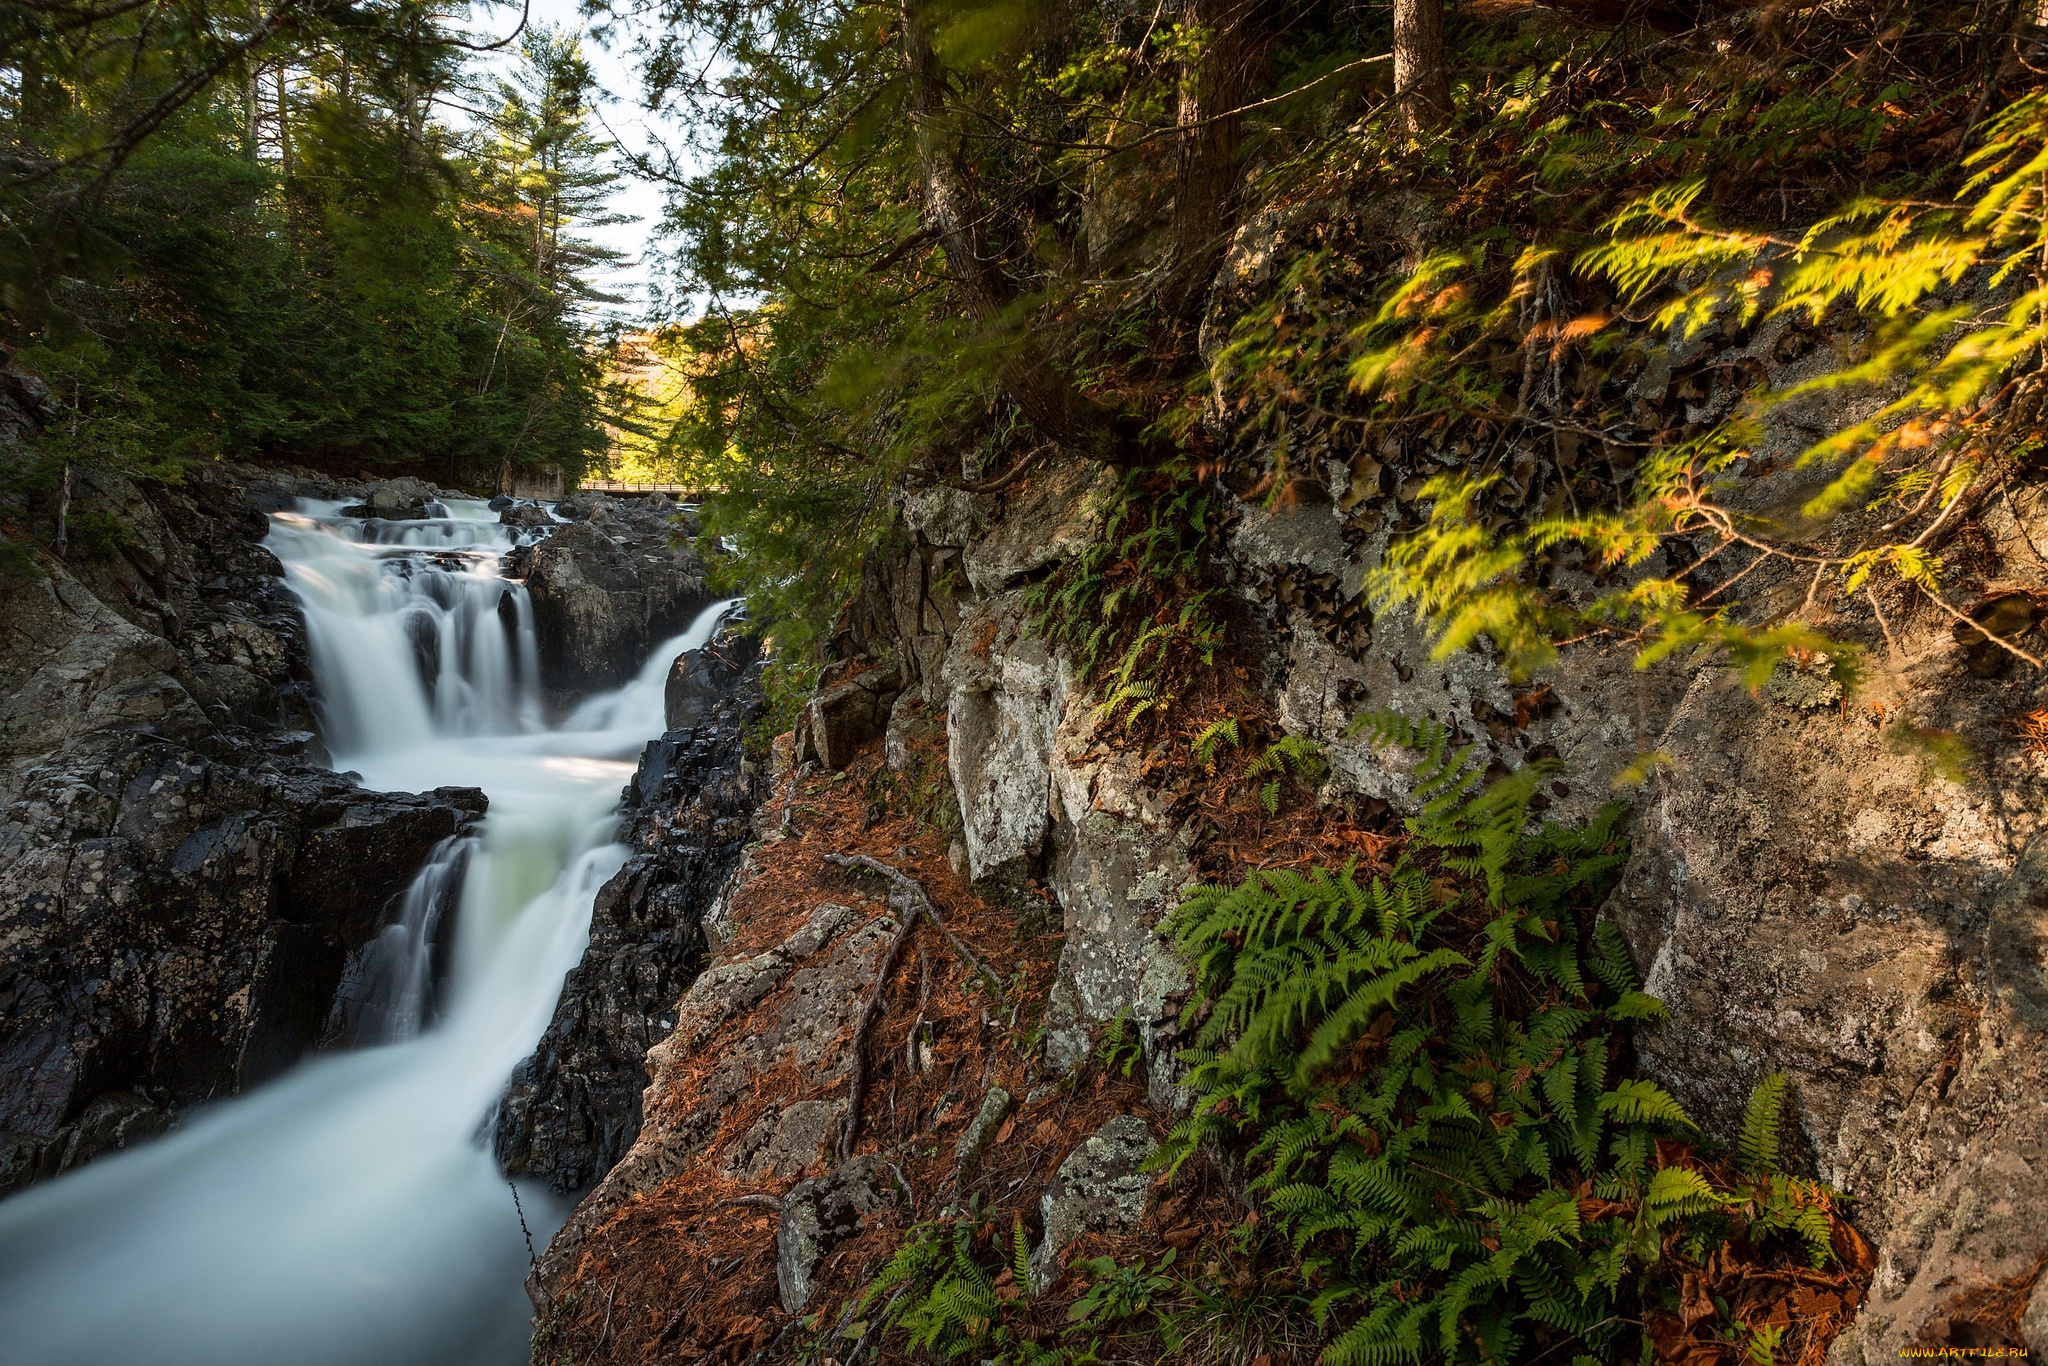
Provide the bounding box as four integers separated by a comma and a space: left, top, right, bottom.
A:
1, 0, 626, 492
610, 0, 2048, 696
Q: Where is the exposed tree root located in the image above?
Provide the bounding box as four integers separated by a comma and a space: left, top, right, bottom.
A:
823, 853, 1007, 1005
835, 877, 922, 1163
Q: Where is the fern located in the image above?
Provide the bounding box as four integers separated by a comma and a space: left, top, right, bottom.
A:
1156, 725, 1703, 1364
1596, 1079, 1697, 1131
1738, 1073, 1789, 1174
1148, 713, 1866, 1364
1342, 708, 1559, 903
1192, 716, 1241, 767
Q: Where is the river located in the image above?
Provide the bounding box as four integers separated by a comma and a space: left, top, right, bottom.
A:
0, 498, 730, 1365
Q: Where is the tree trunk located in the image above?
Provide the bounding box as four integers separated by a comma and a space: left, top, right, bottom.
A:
1159, 0, 1258, 326
897, 0, 1130, 464
1393, 0, 1451, 135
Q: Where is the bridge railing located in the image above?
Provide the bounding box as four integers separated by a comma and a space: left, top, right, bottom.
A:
577, 480, 705, 497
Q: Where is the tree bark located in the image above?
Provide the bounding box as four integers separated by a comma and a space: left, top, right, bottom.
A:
1393, 0, 1451, 135
897, 0, 1130, 463
1159, 0, 1258, 326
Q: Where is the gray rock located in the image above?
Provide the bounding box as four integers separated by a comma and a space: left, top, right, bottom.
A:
671, 902, 857, 1052
803, 665, 903, 771
945, 598, 1058, 885
900, 486, 986, 548
964, 461, 1119, 596
952, 1086, 1014, 1164
884, 689, 935, 774
725, 1098, 842, 1181
1030, 1114, 1155, 1293
1611, 644, 2048, 1362
499, 503, 553, 528
2022, 1279, 2048, 1353
532, 888, 898, 1310
778, 1154, 900, 1313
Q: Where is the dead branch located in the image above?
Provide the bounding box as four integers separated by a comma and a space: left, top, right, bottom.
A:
777, 760, 815, 837
716, 1194, 787, 1212
823, 853, 1007, 1005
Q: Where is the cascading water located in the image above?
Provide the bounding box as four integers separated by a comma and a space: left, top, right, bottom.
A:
0, 499, 736, 1366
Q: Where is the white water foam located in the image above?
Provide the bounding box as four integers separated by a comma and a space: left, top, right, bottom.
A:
0, 499, 736, 1366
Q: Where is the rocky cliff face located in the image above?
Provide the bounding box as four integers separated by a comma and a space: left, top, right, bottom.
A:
0, 462, 489, 1192
494, 629, 764, 1193
533, 416, 2048, 1357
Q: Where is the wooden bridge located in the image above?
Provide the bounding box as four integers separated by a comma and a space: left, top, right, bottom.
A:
578, 480, 708, 499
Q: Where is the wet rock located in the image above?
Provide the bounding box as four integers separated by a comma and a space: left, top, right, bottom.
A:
778, 1154, 901, 1313
340, 478, 438, 520
524, 512, 711, 694
0, 460, 494, 1191
493, 651, 763, 1194
1029, 1114, 1155, 1293
0, 735, 486, 1193
665, 633, 760, 731
500, 503, 553, 529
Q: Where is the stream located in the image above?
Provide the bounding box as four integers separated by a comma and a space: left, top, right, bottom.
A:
0, 499, 731, 1365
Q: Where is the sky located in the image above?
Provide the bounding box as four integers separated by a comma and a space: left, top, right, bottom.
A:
458, 0, 691, 328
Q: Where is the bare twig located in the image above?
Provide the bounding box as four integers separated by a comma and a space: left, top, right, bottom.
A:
1866, 585, 1904, 663
777, 760, 814, 837
1922, 588, 2046, 669
819, 856, 1003, 1003
584, 1278, 619, 1365
824, 853, 1007, 1005
716, 1194, 787, 1211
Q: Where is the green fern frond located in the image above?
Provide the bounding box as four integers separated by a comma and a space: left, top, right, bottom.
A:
1596, 1079, 1697, 1131
1738, 1072, 1789, 1174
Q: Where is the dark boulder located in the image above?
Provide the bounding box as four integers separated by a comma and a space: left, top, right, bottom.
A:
494, 644, 763, 1193
500, 503, 553, 529
0, 732, 486, 1194
665, 633, 760, 731
0, 460, 487, 1194
523, 506, 711, 695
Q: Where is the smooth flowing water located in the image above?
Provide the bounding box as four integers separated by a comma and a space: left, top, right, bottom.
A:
0, 500, 733, 1366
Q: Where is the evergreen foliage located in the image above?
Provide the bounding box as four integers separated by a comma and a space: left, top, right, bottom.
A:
2, 4, 619, 513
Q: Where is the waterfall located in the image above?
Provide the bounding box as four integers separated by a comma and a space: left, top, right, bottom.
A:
0, 498, 738, 1366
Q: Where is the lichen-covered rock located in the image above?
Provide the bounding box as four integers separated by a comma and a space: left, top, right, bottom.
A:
777, 1154, 900, 1312
945, 597, 1058, 885
1609, 629, 2048, 1360
963, 461, 1119, 596
1029, 1113, 1156, 1293
952, 1085, 1013, 1163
